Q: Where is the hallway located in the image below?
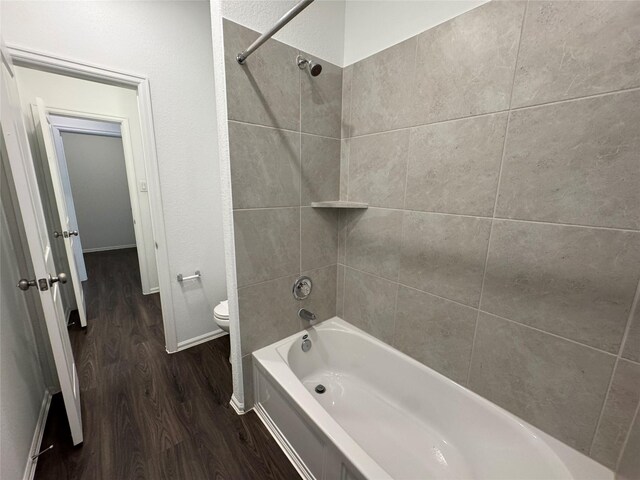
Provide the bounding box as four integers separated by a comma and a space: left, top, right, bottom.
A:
34, 249, 297, 479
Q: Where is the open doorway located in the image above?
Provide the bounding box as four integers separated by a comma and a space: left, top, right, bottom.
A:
43, 113, 157, 311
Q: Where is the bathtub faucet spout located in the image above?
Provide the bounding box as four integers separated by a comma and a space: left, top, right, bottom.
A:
298, 308, 316, 322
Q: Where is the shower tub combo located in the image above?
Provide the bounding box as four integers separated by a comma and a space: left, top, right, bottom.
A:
252, 318, 613, 480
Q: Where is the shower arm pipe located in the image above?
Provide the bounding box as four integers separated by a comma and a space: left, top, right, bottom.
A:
236, 0, 315, 64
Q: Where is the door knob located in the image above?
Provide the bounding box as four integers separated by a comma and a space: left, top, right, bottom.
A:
49, 273, 68, 286
69, 231, 79, 236
17, 278, 38, 291
53, 231, 64, 238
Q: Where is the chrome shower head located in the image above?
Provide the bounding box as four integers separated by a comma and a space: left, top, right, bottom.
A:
296, 55, 322, 77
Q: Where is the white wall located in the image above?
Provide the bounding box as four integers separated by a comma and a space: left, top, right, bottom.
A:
343, 0, 487, 65
222, 0, 346, 66
61, 133, 136, 252
0, 183, 48, 480
14, 67, 159, 295
2, 1, 227, 345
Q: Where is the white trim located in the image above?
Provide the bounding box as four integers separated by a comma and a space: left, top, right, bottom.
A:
23, 390, 53, 480
7, 44, 178, 352
173, 329, 227, 352
210, 0, 244, 410
254, 403, 311, 480
230, 393, 247, 415
82, 243, 137, 253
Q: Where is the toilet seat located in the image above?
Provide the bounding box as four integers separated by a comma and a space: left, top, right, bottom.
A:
214, 300, 229, 329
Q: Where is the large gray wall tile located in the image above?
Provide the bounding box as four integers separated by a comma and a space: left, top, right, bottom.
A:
234, 208, 300, 287
618, 413, 640, 480
301, 54, 342, 138
591, 360, 640, 469
512, 1, 640, 108
345, 208, 403, 281
301, 134, 340, 205
300, 264, 337, 325
469, 312, 616, 453
341, 65, 353, 139
238, 274, 299, 355
622, 300, 640, 363
405, 113, 507, 216
336, 264, 345, 318
400, 212, 491, 307
229, 122, 300, 208
348, 130, 409, 208
496, 91, 640, 229
301, 207, 338, 271
482, 220, 640, 352
343, 267, 398, 343
412, 1, 525, 125
393, 286, 476, 383
223, 20, 300, 130
339, 139, 349, 201
349, 38, 417, 136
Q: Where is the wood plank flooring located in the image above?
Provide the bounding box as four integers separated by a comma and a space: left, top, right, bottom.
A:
35, 248, 299, 480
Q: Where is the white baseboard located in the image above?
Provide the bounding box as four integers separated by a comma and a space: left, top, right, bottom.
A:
230, 393, 247, 415
82, 244, 136, 253
145, 286, 160, 295
169, 329, 227, 353
23, 390, 52, 480
254, 403, 312, 480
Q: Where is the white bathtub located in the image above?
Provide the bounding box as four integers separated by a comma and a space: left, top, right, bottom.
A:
252, 318, 614, 480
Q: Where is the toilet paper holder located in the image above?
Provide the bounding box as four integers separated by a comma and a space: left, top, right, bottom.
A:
177, 270, 201, 282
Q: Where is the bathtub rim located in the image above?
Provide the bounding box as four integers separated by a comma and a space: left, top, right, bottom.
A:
252, 316, 614, 480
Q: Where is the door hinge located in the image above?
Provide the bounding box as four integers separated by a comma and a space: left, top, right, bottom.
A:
38, 278, 49, 291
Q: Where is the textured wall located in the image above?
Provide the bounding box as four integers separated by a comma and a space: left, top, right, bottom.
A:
61, 133, 136, 251
337, 0, 640, 473
223, 19, 342, 406
2, 1, 227, 345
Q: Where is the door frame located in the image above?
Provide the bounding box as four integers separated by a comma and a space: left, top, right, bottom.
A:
46, 110, 157, 295
7, 45, 178, 352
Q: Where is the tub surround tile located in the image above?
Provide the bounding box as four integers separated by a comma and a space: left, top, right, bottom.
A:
622, 304, 640, 363
496, 91, 640, 230
301, 134, 341, 205
469, 312, 616, 453
618, 414, 640, 480
299, 264, 337, 326
412, 1, 525, 125
347, 130, 410, 208
393, 286, 476, 384
339, 139, 349, 201
341, 65, 353, 139
229, 122, 300, 209
223, 20, 300, 131
344, 208, 403, 281
400, 212, 491, 307
238, 274, 300, 355
349, 38, 417, 136
591, 360, 640, 469
512, 1, 640, 108
343, 267, 398, 344
301, 207, 338, 272
336, 264, 345, 318
405, 113, 508, 216
233, 208, 300, 287
301, 54, 342, 138
482, 220, 640, 353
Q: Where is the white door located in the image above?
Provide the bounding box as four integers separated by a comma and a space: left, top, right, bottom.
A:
1, 45, 83, 445
34, 98, 88, 327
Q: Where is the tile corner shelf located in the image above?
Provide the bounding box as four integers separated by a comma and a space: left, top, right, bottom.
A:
310, 201, 369, 209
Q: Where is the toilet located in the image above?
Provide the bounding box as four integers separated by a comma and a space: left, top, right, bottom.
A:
213, 299, 229, 332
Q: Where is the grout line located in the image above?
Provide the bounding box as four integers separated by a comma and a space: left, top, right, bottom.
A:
238, 263, 338, 291
591, 277, 640, 453
308, 204, 640, 234
298, 65, 303, 275
341, 263, 621, 359
616, 396, 640, 471
228, 119, 341, 141
511, 85, 640, 113
508, 0, 528, 111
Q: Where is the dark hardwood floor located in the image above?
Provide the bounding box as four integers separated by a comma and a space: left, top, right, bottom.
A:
35, 248, 299, 480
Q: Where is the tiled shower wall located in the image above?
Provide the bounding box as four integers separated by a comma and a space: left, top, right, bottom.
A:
337, 0, 640, 474
223, 20, 342, 405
